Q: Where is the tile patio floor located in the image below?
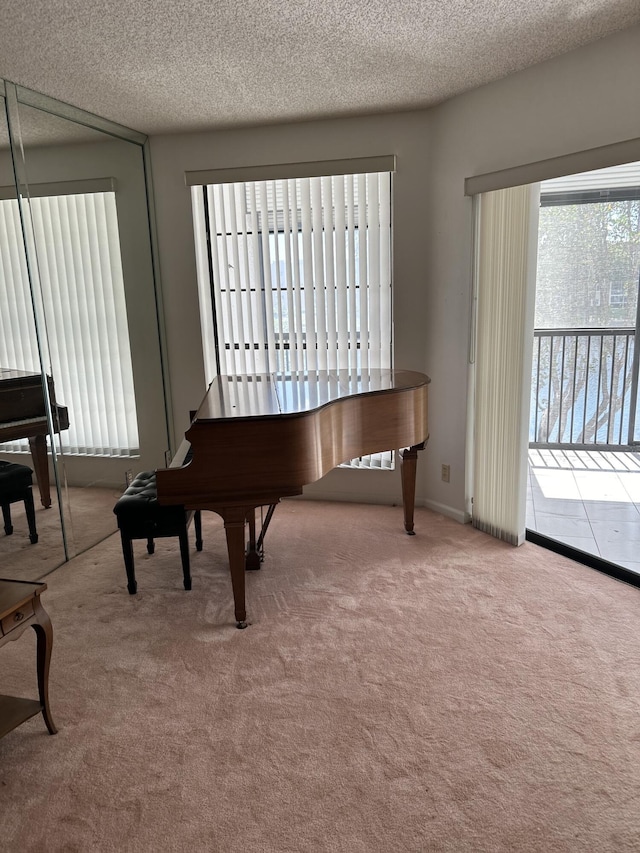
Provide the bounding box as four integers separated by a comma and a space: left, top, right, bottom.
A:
527, 448, 640, 575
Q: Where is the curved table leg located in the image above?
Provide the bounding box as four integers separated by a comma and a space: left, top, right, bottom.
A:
32, 596, 57, 734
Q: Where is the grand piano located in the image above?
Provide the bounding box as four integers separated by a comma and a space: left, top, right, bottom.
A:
156, 369, 430, 628
0, 368, 70, 509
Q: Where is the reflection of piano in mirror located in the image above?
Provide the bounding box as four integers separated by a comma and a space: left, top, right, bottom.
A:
0, 369, 70, 509
156, 369, 430, 628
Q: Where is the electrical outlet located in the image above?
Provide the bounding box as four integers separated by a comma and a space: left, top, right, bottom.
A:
441, 464, 450, 483
125, 469, 133, 486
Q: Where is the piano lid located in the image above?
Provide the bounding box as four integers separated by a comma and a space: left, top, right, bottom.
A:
0, 368, 42, 383
195, 369, 430, 422
0, 368, 64, 425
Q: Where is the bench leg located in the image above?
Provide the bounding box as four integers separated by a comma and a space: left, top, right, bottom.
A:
146, 537, 155, 554
194, 510, 203, 552
24, 487, 38, 544
178, 527, 192, 590
2, 502, 12, 536
120, 530, 137, 594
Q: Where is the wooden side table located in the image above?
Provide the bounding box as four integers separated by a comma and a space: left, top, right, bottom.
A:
0, 578, 57, 738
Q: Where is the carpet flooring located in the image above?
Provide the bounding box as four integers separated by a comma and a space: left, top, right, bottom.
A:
1, 485, 120, 582
2, 500, 640, 851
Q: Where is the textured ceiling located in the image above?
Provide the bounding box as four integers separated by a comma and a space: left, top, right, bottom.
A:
1, 0, 639, 136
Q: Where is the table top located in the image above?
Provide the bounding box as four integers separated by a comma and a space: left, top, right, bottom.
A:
0, 578, 47, 618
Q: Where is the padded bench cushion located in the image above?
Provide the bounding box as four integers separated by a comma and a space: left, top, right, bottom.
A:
0, 461, 33, 492
113, 471, 186, 529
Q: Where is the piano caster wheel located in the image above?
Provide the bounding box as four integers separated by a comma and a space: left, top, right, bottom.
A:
236, 621, 248, 629
29, 533, 38, 544
406, 530, 416, 536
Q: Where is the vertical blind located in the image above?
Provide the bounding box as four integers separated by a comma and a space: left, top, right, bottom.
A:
191, 171, 393, 468
472, 184, 539, 544
0, 191, 139, 456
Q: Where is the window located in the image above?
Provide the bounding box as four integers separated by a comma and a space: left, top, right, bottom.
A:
536, 188, 640, 330
191, 169, 394, 468
531, 168, 640, 448
0, 190, 139, 456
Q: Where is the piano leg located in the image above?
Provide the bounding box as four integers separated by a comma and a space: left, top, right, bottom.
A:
28, 434, 52, 509
221, 506, 250, 628
400, 441, 426, 535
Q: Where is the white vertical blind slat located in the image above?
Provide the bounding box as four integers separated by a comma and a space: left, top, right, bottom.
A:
191, 189, 217, 384
269, 180, 286, 372
227, 184, 248, 375
311, 178, 327, 371
281, 180, 298, 374
346, 177, 358, 372
236, 183, 256, 375
247, 183, 268, 374
213, 186, 235, 374
288, 180, 305, 370
258, 182, 278, 372
379, 173, 392, 369
322, 176, 337, 371
300, 181, 316, 371
334, 176, 348, 369
367, 174, 381, 365
357, 174, 369, 371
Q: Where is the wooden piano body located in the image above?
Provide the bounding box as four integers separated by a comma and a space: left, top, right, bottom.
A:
156, 369, 430, 627
0, 368, 70, 508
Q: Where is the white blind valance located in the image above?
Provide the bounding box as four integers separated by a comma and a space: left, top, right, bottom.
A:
185, 155, 396, 188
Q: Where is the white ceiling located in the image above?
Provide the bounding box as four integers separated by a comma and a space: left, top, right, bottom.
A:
1, 0, 639, 136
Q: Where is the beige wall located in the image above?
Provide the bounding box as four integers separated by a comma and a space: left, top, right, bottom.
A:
149, 24, 640, 523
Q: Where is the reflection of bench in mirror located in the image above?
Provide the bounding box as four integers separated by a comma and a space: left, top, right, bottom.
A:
0, 368, 69, 508
113, 470, 202, 595
0, 461, 38, 544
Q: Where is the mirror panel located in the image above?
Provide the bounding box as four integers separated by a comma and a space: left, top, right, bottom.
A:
0, 85, 169, 579
0, 93, 67, 577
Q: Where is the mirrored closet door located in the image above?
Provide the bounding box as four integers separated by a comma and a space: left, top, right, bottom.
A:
0, 81, 169, 581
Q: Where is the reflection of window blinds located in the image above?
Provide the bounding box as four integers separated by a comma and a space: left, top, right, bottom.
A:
191, 172, 393, 469
0, 192, 139, 456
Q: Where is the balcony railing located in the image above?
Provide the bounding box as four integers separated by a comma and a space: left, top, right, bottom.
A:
530, 328, 640, 449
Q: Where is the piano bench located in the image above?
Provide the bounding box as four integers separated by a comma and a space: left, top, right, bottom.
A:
0, 461, 38, 544
113, 471, 202, 595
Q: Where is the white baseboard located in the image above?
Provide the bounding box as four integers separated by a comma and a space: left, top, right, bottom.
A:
422, 498, 470, 525
290, 490, 470, 526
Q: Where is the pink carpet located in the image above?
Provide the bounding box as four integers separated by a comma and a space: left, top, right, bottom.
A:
2, 500, 640, 851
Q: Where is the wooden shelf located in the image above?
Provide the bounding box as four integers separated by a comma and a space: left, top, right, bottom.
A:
0, 694, 43, 738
